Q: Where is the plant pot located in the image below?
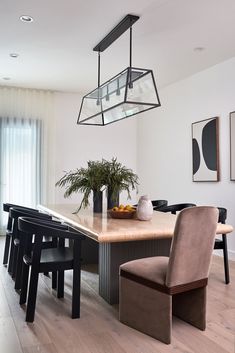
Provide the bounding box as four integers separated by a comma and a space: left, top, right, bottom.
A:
107, 188, 119, 210
93, 190, 103, 213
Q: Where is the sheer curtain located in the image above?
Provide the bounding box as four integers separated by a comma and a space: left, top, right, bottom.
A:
0, 86, 54, 232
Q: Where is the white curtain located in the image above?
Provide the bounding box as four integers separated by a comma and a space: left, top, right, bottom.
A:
0, 118, 42, 230
0, 86, 54, 232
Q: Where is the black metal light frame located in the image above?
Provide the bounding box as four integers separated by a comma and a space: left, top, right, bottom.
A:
93, 14, 139, 53
77, 14, 161, 126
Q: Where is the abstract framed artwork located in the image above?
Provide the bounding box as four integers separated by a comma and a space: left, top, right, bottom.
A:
192, 117, 219, 182
230, 111, 235, 180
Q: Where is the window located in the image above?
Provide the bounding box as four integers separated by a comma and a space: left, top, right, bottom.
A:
0, 117, 42, 231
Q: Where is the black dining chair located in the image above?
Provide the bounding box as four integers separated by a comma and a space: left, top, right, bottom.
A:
157, 203, 196, 214
8, 207, 55, 289
6, 205, 48, 275
18, 217, 85, 322
14, 214, 68, 295
3, 203, 42, 266
214, 207, 230, 284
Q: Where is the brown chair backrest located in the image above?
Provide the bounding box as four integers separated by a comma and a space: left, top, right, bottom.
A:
166, 206, 218, 287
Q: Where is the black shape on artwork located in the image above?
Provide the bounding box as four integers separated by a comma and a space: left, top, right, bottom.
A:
192, 138, 200, 175
202, 119, 217, 171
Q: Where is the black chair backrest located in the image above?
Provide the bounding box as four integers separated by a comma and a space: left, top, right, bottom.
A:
18, 217, 86, 241
133, 199, 168, 209
218, 207, 227, 224
18, 216, 69, 234
3, 203, 40, 231
10, 207, 51, 221
157, 203, 196, 215
9, 207, 53, 238
3, 203, 38, 213
152, 200, 168, 210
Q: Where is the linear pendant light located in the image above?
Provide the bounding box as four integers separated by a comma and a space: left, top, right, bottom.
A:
77, 14, 161, 126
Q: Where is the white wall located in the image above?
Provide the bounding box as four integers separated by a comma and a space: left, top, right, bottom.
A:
52, 92, 138, 207
137, 57, 235, 259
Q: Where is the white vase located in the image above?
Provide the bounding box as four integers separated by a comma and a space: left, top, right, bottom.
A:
137, 195, 153, 221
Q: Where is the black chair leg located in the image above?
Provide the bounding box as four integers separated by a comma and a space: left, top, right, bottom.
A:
72, 264, 81, 319
26, 269, 39, 322
8, 237, 14, 274
15, 236, 25, 290
57, 270, 64, 298
222, 234, 230, 284
52, 271, 57, 289
11, 244, 19, 278
20, 263, 30, 305
3, 233, 11, 265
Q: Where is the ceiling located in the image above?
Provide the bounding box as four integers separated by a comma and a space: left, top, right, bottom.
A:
1, 0, 235, 93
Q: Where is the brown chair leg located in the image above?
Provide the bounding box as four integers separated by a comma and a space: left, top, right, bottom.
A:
119, 277, 172, 344
172, 286, 207, 331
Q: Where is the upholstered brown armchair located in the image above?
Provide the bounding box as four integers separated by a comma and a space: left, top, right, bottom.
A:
119, 206, 218, 344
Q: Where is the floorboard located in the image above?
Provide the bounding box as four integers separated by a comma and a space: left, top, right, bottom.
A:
0, 237, 234, 353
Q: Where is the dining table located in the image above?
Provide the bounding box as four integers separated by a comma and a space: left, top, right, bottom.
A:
38, 204, 233, 304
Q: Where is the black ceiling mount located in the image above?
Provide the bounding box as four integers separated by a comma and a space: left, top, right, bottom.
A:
93, 14, 139, 52
77, 13, 161, 126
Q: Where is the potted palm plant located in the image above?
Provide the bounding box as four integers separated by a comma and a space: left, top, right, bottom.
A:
55, 160, 106, 213
103, 158, 139, 210
56, 158, 138, 213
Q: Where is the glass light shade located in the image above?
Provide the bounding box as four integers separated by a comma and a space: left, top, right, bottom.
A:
77, 67, 161, 126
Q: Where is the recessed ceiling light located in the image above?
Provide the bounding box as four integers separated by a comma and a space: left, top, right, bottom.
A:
2, 77, 11, 80
9, 53, 19, 58
19, 15, 34, 23
194, 47, 205, 52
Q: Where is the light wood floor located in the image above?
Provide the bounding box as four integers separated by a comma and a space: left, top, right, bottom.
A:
0, 237, 234, 353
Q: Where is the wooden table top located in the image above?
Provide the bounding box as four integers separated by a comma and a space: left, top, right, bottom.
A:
38, 204, 234, 243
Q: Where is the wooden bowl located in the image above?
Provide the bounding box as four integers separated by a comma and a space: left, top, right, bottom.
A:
108, 210, 136, 219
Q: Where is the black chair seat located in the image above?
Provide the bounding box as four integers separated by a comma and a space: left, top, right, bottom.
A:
23, 248, 74, 269
41, 247, 73, 264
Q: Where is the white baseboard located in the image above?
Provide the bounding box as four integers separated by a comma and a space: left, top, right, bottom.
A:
228, 250, 235, 261
213, 249, 235, 261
